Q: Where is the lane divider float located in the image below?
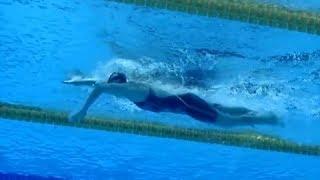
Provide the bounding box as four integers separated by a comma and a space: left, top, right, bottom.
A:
110, 0, 320, 35
0, 101, 319, 156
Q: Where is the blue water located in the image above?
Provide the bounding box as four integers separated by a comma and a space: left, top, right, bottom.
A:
1, 0, 320, 179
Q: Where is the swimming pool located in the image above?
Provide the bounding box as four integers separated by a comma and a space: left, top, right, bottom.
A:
1, 0, 320, 179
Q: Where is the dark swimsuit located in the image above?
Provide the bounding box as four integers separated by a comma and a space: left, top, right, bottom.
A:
134, 89, 218, 123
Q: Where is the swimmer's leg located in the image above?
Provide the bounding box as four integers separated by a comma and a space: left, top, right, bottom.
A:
210, 104, 252, 116
178, 93, 212, 110
215, 110, 280, 127
176, 93, 218, 122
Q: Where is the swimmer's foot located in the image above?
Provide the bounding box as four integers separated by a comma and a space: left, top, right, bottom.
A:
261, 112, 284, 127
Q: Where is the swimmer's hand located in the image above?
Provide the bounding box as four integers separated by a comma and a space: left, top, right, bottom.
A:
69, 110, 87, 122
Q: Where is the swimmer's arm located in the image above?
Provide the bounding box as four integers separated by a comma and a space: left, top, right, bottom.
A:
81, 87, 102, 112
69, 86, 103, 122
63, 78, 98, 86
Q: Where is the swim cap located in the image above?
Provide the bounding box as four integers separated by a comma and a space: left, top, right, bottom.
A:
107, 72, 127, 83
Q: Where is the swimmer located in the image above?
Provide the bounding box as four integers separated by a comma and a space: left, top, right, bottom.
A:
63, 72, 281, 127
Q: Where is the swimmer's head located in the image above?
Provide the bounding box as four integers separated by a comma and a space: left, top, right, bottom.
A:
107, 72, 127, 83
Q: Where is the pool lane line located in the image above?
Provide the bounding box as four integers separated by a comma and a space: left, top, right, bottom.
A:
0, 101, 319, 156
109, 0, 320, 36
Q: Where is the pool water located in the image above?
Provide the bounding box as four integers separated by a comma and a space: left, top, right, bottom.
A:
1, 118, 320, 179
1, 0, 320, 179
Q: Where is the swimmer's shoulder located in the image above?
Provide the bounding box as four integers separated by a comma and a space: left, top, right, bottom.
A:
124, 81, 149, 90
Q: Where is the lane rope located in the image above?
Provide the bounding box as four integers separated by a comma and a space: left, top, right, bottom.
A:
110, 0, 320, 35
0, 101, 319, 156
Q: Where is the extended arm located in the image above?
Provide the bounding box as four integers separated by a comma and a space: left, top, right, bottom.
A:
63, 78, 97, 86
67, 81, 161, 122
69, 87, 103, 122
68, 82, 137, 122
